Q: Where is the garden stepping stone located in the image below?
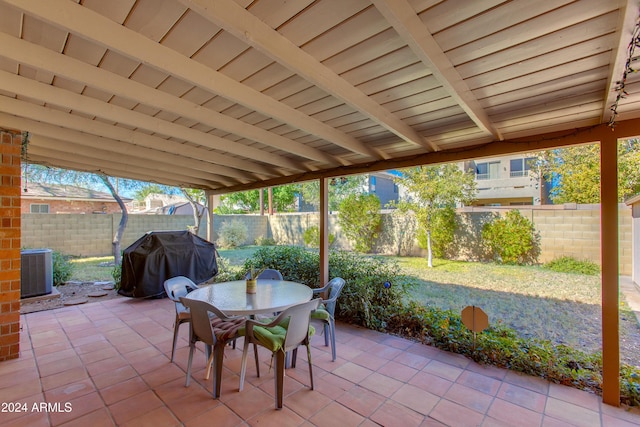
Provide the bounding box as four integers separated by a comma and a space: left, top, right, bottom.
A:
101, 284, 115, 290
63, 298, 88, 306
88, 291, 108, 298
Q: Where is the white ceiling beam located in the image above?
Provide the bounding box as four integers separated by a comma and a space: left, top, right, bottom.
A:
372, 0, 502, 140
180, 0, 439, 152
0, 70, 292, 175
29, 135, 225, 189
28, 144, 221, 190
602, 0, 639, 123
0, 32, 340, 166
2, 0, 382, 159
0, 113, 239, 186
0, 96, 254, 182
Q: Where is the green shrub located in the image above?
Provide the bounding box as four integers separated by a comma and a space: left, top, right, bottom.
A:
337, 193, 382, 253
302, 225, 335, 248
111, 264, 122, 289
416, 207, 456, 258
52, 251, 74, 285
544, 256, 600, 275
242, 245, 415, 329
211, 256, 237, 283
481, 210, 540, 264
216, 220, 248, 248
255, 236, 276, 246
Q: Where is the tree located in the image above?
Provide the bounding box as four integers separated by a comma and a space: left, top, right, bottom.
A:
216, 185, 298, 213
299, 175, 367, 211
23, 165, 173, 265
534, 140, 640, 203
394, 164, 476, 267
337, 193, 381, 253
180, 188, 206, 235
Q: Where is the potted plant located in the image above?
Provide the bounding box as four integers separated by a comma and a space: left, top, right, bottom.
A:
245, 264, 265, 294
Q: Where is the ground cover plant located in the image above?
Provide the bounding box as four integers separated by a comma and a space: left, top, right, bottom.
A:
68, 247, 640, 405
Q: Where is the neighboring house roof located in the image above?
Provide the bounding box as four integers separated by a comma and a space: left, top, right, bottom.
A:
22, 182, 132, 202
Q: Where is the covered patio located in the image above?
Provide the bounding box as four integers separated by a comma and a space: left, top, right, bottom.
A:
4, 297, 639, 426
1, 0, 640, 416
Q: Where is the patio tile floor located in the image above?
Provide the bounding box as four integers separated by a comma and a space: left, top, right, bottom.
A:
1, 297, 639, 426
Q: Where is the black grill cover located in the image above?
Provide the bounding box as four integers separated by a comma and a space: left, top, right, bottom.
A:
118, 230, 218, 298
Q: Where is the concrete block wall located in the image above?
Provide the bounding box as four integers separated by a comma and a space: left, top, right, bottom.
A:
20, 205, 634, 275
0, 130, 21, 361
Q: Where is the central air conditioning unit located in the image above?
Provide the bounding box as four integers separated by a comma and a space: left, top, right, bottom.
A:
21, 249, 53, 298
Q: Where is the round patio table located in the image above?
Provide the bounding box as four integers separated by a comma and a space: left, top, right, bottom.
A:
184, 280, 313, 316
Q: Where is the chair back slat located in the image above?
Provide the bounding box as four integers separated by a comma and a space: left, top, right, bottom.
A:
326, 278, 346, 315
164, 276, 198, 301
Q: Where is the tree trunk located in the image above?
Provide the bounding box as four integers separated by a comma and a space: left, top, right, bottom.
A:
100, 175, 128, 266
426, 229, 433, 268
180, 188, 204, 235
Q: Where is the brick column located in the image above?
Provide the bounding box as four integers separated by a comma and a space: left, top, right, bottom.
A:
0, 129, 22, 361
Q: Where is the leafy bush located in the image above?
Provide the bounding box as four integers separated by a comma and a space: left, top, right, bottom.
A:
52, 251, 74, 285
211, 256, 237, 283
216, 220, 248, 248
416, 207, 456, 258
302, 225, 335, 248
111, 263, 122, 289
255, 236, 276, 246
481, 210, 540, 264
241, 245, 415, 329
337, 194, 382, 253
544, 256, 600, 275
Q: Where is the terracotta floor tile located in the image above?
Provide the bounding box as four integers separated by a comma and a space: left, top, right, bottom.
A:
332, 362, 373, 384
140, 363, 185, 388
487, 397, 544, 427
370, 400, 425, 427
351, 351, 388, 371
422, 359, 464, 382
44, 378, 96, 403
444, 383, 494, 413
92, 365, 139, 389
377, 360, 418, 382
162, 390, 220, 422
359, 371, 404, 397
391, 384, 440, 416
120, 406, 180, 427
3, 411, 50, 427
429, 398, 485, 427
40, 367, 89, 392
496, 382, 547, 412
223, 385, 274, 419
38, 356, 84, 378
108, 389, 164, 425
99, 377, 150, 406
408, 370, 453, 396
49, 391, 106, 426
55, 408, 115, 427
183, 403, 242, 427
247, 407, 305, 427
548, 382, 601, 410
336, 385, 385, 417
456, 370, 502, 396
285, 386, 332, 419
394, 350, 430, 370
544, 397, 600, 427
308, 401, 365, 427
85, 355, 129, 377
504, 370, 550, 395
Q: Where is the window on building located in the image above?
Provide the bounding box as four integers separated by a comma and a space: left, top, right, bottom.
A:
476, 161, 500, 180
370, 176, 376, 191
510, 157, 536, 177
30, 204, 49, 213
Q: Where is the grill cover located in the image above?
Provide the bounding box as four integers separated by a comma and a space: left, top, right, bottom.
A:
118, 230, 218, 298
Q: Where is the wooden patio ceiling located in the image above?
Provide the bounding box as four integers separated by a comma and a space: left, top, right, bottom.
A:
0, 0, 639, 194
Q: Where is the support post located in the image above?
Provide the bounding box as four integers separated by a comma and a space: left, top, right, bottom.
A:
601, 135, 620, 405
319, 178, 329, 286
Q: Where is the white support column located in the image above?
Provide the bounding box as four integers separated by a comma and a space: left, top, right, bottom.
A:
320, 178, 329, 286
601, 136, 620, 405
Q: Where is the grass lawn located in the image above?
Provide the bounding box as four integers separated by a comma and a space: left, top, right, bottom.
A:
67, 249, 640, 367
